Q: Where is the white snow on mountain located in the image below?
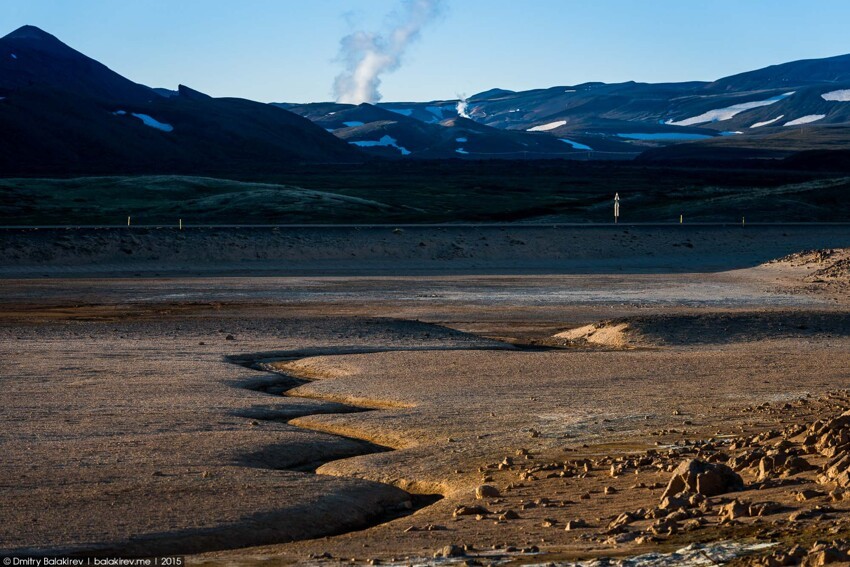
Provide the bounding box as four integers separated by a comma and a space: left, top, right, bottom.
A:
750, 116, 784, 128
666, 92, 795, 126
822, 90, 850, 102
617, 133, 713, 141
350, 135, 411, 155
455, 148, 469, 154
784, 114, 826, 126
10, 53, 17, 59
559, 138, 593, 150
113, 111, 174, 132
343, 121, 364, 127
527, 120, 567, 132
387, 108, 413, 117
455, 137, 468, 143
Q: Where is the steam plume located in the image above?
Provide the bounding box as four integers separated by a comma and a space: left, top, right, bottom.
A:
333, 0, 443, 104
456, 94, 470, 119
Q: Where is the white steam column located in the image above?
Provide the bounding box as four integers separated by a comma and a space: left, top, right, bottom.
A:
614, 193, 620, 224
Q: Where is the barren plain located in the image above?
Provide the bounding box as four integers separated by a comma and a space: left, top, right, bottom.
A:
2, 226, 850, 565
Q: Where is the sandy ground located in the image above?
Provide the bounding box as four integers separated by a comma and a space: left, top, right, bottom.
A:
2, 229, 850, 564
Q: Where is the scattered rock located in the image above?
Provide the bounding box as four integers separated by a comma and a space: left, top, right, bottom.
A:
649, 518, 678, 535
796, 488, 826, 502
607, 512, 634, 530
475, 484, 500, 499
749, 501, 782, 517
659, 492, 690, 511
453, 505, 490, 517
435, 545, 465, 558
719, 499, 749, 521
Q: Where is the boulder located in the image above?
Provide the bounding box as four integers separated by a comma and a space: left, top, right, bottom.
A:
661, 459, 743, 500
564, 519, 588, 530
475, 485, 500, 499
435, 545, 465, 558
719, 499, 749, 521
649, 518, 678, 535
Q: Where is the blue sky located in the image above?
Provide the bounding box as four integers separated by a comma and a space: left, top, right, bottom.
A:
3, 0, 849, 103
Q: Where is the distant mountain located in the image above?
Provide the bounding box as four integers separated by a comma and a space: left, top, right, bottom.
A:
0, 26, 363, 175
277, 53, 850, 161
706, 53, 850, 92
4, 23, 850, 172
279, 102, 639, 159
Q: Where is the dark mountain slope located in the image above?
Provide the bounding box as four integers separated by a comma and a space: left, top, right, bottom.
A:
707, 53, 850, 92
0, 25, 157, 104
0, 83, 364, 175
0, 26, 364, 175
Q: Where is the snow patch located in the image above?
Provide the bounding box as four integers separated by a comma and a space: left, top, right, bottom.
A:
425, 106, 443, 118
527, 120, 567, 132
113, 110, 174, 132
751, 116, 784, 128
784, 114, 826, 126
350, 134, 411, 155
720, 131, 743, 136
822, 90, 850, 102
387, 108, 413, 117
455, 148, 469, 155
342, 121, 364, 127
617, 133, 713, 141
455, 137, 468, 143
559, 138, 593, 151
565, 541, 778, 567
666, 92, 795, 126
10, 53, 17, 59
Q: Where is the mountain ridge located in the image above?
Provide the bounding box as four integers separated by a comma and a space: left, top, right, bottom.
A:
4, 24, 850, 170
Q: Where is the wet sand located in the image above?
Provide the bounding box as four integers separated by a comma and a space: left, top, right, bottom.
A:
2, 230, 850, 564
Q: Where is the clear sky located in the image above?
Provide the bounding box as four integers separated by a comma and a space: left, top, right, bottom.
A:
3, 0, 849, 103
